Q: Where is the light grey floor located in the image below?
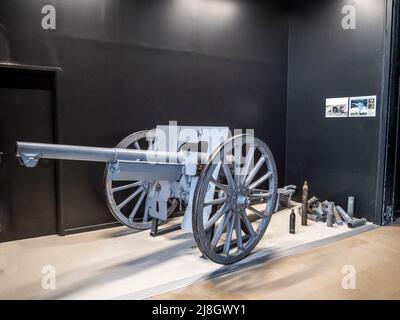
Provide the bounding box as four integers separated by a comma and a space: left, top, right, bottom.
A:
0, 204, 374, 300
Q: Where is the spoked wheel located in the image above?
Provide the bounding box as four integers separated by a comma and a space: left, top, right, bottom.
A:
193, 134, 278, 265
105, 130, 156, 230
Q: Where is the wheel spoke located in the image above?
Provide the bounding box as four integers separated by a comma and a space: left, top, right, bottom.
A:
240, 211, 256, 237
248, 192, 272, 199
245, 156, 265, 186
133, 141, 141, 150
118, 186, 144, 209
204, 204, 230, 231
235, 214, 244, 251
247, 206, 265, 219
204, 196, 227, 207
222, 164, 235, 188
210, 177, 228, 191
128, 190, 147, 220
112, 181, 143, 193
105, 130, 156, 230
193, 135, 278, 263
248, 171, 273, 190
241, 146, 255, 184
223, 214, 235, 256
211, 211, 232, 248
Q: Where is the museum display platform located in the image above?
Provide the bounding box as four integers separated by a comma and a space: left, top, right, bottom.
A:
0, 204, 376, 300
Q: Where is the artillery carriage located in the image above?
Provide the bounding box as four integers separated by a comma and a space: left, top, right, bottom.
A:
16, 125, 277, 265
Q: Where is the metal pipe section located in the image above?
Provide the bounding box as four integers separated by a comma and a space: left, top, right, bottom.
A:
336, 206, 367, 229
347, 196, 355, 218
335, 206, 353, 224
333, 206, 344, 225
326, 202, 334, 227
301, 181, 308, 226
15, 141, 209, 167
347, 218, 367, 228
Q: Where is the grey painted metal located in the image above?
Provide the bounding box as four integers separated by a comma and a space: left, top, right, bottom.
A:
16, 141, 187, 165
112, 161, 183, 181
193, 134, 278, 264
15, 129, 279, 265
301, 181, 308, 226
336, 206, 353, 224
105, 130, 154, 230
347, 196, 355, 218
104, 130, 191, 230
307, 196, 319, 206
326, 202, 334, 227
309, 199, 324, 216
336, 205, 367, 229
307, 213, 322, 222
333, 206, 344, 225
15, 140, 213, 182
289, 209, 296, 234
275, 185, 296, 211
347, 218, 367, 228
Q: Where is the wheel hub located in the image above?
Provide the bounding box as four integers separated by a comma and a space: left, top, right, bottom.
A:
231, 189, 248, 213
143, 181, 151, 190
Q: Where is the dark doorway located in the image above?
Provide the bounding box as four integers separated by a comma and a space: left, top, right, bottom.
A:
0, 66, 58, 241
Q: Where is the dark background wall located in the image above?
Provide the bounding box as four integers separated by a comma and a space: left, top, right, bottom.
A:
0, 0, 392, 237
0, 0, 288, 233
285, 0, 388, 222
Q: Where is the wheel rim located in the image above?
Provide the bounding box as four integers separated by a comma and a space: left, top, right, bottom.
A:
105, 130, 155, 230
193, 134, 278, 264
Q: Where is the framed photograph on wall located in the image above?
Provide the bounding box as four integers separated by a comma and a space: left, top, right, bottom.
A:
325, 97, 349, 118
349, 95, 377, 117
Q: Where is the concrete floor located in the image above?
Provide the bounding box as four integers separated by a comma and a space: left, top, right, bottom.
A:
150, 224, 400, 300
0, 204, 374, 300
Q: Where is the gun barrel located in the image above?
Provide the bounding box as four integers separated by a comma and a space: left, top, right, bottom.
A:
16, 141, 186, 167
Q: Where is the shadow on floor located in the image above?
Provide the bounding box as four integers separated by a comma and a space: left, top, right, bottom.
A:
40, 237, 198, 299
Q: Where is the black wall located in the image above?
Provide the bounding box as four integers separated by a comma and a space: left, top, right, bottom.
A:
286, 0, 389, 222
0, 0, 288, 233
0, 0, 393, 236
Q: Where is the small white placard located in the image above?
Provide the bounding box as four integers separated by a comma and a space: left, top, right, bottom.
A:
325, 97, 349, 118
349, 95, 377, 117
